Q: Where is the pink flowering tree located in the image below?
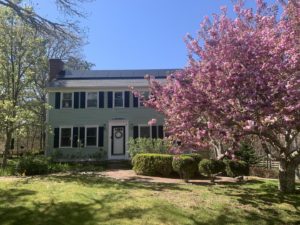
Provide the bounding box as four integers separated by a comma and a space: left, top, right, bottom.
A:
143, 0, 300, 193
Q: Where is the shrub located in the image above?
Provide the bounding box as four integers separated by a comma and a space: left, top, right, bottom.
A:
128, 138, 172, 158
249, 166, 278, 179
198, 159, 226, 177
235, 142, 258, 165
15, 156, 49, 176
181, 153, 202, 165
172, 155, 197, 181
224, 160, 249, 177
132, 153, 173, 177
48, 163, 70, 173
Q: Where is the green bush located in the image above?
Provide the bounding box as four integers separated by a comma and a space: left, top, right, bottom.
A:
235, 142, 258, 165
48, 162, 70, 173
128, 138, 172, 158
224, 160, 249, 177
172, 155, 197, 181
132, 153, 173, 177
15, 156, 49, 176
182, 153, 202, 164
198, 159, 226, 177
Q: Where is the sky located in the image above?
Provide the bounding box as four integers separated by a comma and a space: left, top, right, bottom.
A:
34, 0, 276, 70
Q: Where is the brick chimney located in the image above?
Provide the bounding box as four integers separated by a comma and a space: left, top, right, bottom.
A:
49, 59, 64, 81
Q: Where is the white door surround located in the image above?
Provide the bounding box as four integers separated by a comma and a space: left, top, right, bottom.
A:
108, 120, 129, 160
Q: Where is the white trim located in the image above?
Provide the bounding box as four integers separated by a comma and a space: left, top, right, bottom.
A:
108, 120, 129, 160
59, 126, 73, 148
138, 91, 150, 108
86, 92, 99, 108
113, 91, 125, 108
85, 125, 98, 147
61, 92, 74, 109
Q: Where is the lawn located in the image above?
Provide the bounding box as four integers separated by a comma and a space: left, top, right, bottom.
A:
0, 174, 299, 225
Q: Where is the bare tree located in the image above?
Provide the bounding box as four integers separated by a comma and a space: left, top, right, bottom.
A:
0, 0, 92, 39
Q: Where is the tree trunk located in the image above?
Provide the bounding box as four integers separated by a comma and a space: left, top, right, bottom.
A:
278, 159, 296, 193
2, 131, 12, 168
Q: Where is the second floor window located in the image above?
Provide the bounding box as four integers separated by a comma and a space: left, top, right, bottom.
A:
87, 92, 97, 108
114, 91, 124, 108
62, 93, 73, 108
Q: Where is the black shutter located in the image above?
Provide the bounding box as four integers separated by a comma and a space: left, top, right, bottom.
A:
54, 127, 59, 148
125, 91, 130, 107
79, 127, 85, 147
10, 138, 14, 149
151, 126, 157, 139
80, 92, 86, 108
72, 127, 78, 147
99, 92, 104, 108
107, 92, 113, 108
98, 126, 104, 147
133, 126, 139, 139
74, 92, 79, 109
133, 94, 139, 108
55, 92, 61, 109
158, 126, 164, 139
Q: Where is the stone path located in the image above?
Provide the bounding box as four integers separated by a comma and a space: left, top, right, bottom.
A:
99, 169, 238, 185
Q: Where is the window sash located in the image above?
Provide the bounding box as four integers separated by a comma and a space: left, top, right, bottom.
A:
62, 93, 73, 108
114, 92, 124, 108
86, 92, 98, 108
60, 128, 72, 147
86, 127, 97, 147
139, 91, 149, 107
139, 126, 151, 138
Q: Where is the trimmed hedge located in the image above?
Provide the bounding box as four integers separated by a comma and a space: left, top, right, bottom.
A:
181, 153, 202, 165
224, 160, 249, 177
198, 159, 226, 177
15, 156, 49, 176
172, 155, 198, 181
132, 153, 173, 177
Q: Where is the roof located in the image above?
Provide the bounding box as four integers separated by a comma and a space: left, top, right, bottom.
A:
48, 69, 178, 89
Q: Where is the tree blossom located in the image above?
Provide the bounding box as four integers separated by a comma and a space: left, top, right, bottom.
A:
143, 0, 300, 193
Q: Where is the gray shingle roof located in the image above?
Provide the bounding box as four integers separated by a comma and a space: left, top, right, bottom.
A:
57, 69, 177, 80
48, 69, 178, 89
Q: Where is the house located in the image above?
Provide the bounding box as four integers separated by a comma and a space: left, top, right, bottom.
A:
46, 59, 177, 161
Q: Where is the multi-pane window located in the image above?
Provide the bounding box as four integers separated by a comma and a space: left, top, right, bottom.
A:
114, 92, 124, 108
139, 91, 149, 107
60, 128, 72, 147
139, 126, 151, 138
86, 127, 97, 146
62, 93, 73, 108
87, 92, 98, 108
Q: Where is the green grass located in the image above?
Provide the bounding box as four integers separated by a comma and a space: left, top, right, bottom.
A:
0, 174, 299, 225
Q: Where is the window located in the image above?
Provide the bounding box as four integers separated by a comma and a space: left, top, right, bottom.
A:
87, 92, 98, 108
60, 128, 72, 147
114, 91, 124, 108
86, 127, 97, 147
62, 93, 73, 108
139, 126, 151, 138
139, 91, 149, 107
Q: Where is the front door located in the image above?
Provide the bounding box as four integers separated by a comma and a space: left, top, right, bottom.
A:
111, 126, 125, 155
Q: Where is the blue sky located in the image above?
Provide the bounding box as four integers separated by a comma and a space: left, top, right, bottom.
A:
35, 0, 275, 69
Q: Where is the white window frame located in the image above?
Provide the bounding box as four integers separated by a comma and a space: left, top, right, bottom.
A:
138, 124, 152, 138
85, 126, 98, 147
139, 91, 150, 107
61, 92, 74, 109
113, 91, 125, 108
59, 126, 73, 148
86, 92, 98, 108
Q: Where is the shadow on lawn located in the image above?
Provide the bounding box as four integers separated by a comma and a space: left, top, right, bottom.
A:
36, 173, 190, 192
